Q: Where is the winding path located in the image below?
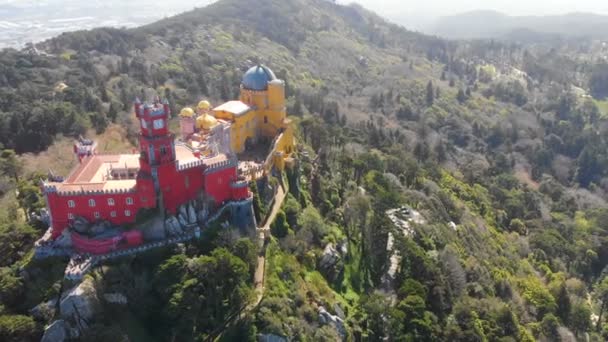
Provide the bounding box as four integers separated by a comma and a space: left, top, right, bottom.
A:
209, 183, 287, 341
252, 184, 286, 306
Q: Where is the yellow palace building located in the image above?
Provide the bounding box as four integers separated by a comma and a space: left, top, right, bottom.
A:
180, 65, 295, 172
213, 65, 294, 155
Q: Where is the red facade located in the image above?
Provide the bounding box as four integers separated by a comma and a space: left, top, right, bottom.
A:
159, 164, 205, 215
46, 178, 156, 239
43, 99, 251, 254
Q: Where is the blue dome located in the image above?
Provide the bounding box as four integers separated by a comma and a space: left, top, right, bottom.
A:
242, 65, 276, 91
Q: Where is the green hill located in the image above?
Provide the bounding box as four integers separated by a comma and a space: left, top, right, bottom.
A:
1, 0, 608, 341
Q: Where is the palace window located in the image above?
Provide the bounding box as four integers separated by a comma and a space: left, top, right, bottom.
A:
141, 118, 147, 129
110, 211, 117, 218
160, 146, 167, 156
126, 197, 133, 205
94, 212, 100, 219
125, 210, 131, 217
108, 198, 115, 206
153, 119, 164, 130
88, 199, 96, 207
264, 116, 268, 124
68, 213, 74, 220
68, 200, 75, 208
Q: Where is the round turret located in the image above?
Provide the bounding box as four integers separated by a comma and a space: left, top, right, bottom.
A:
197, 100, 211, 111
242, 65, 276, 91
196, 113, 219, 131
180, 107, 195, 117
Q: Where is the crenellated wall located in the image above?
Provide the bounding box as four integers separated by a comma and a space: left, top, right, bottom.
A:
231, 180, 250, 201
205, 164, 238, 206
44, 179, 156, 239
159, 164, 205, 215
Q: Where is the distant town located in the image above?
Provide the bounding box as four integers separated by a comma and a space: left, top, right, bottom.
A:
0, 0, 215, 49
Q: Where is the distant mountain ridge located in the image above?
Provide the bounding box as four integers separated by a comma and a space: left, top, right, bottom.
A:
432, 10, 608, 40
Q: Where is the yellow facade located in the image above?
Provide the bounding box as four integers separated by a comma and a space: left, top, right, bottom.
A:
208, 65, 295, 169
228, 111, 257, 153
238, 81, 287, 139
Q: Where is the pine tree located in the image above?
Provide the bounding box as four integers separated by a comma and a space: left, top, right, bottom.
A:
435, 141, 447, 162
457, 88, 467, 104
120, 87, 129, 110
292, 98, 302, 116
426, 81, 434, 106
556, 284, 571, 325
99, 82, 109, 103
220, 72, 230, 101
108, 103, 118, 122
197, 75, 208, 96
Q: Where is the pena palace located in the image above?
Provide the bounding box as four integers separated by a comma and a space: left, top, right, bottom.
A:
36, 65, 296, 258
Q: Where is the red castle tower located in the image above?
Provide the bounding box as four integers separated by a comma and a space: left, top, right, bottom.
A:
40, 97, 252, 255
135, 98, 175, 204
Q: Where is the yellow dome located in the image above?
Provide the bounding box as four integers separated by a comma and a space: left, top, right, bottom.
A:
197, 100, 211, 111
180, 107, 195, 117
196, 113, 218, 130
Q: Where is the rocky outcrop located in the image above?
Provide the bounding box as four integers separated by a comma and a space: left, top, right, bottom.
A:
72, 216, 89, 234
41, 319, 68, 342
318, 306, 347, 340
165, 216, 183, 236
198, 208, 209, 223
333, 303, 345, 320
90, 220, 111, 235
30, 298, 57, 321
258, 333, 288, 342
54, 229, 73, 248
60, 278, 99, 326
178, 213, 188, 228
179, 205, 188, 225
142, 216, 166, 240
188, 202, 197, 224
557, 327, 576, 342
318, 243, 344, 283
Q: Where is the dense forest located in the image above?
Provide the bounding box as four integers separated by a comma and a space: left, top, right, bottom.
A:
2, 0, 608, 340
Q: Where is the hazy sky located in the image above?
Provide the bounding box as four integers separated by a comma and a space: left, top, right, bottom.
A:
344, 0, 608, 16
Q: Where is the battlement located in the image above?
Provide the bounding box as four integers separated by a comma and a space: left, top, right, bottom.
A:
134, 98, 170, 118
42, 182, 58, 193
177, 159, 205, 171
204, 158, 237, 175
43, 183, 138, 196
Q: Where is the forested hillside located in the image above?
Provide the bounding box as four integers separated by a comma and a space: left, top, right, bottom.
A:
2, 0, 608, 341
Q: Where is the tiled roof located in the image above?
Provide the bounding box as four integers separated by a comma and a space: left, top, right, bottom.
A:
213, 101, 251, 116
